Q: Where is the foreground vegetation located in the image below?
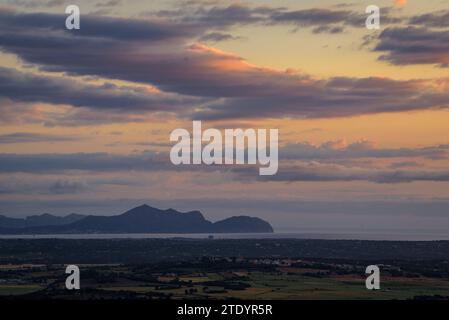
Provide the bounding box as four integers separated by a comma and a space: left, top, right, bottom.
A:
1, 239, 449, 300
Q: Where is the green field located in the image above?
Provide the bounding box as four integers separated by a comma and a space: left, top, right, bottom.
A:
2, 239, 449, 300
86, 271, 449, 300
0, 284, 43, 295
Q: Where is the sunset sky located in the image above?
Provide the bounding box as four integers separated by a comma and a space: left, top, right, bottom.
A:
0, 0, 448, 233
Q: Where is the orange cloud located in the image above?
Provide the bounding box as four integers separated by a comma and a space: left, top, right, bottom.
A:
395, 0, 407, 7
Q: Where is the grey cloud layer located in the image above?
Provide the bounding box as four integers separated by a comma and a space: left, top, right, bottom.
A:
375, 27, 449, 67
281, 141, 449, 160
159, 5, 448, 68
0, 8, 448, 121
234, 162, 449, 184
0, 132, 80, 144
0, 152, 167, 173
4, 0, 64, 8
0, 177, 88, 195
0, 9, 199, 42
158, 4, 401, 34
409, 10, 449, 29
0, 67, 202, 112
0, 147, 448, 184
195, 77, 449, 119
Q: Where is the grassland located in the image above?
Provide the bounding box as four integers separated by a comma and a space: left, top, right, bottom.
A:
2, 263, 449, 300
1, 239, 449, 300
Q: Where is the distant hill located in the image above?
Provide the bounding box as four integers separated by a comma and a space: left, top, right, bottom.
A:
0, 213, 85, 229
0, 204, 273, 234
211, 216, 273, 233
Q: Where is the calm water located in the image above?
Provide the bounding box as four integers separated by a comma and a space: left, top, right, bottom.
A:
1, 231, 449, 241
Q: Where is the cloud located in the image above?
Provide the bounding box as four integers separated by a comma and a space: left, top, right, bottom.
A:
281, 141, 449, 160
199, 32, 241, 42
0, 152, 168, 173
0, 67, 202, 113
158, 4, 402, 34
0, 99, 166, 127
234, 161, 449, 184
312, 25, 345, 34
375, 27, 449, 67
0, 151, 240, 176
4, 0, 64, 8
156, 3, 278, 28
268, 7, 397, 31
194, 76, 449, 119
389, 161, 420, 168
0, 177, 88, 195
95, 0, 121, 8
48, 179, 88, 194
0, 132, 80, 144
1, 9, 448, 121
0, 9, 198, 42
0, 141, 448, 184
409, 10, 449, 29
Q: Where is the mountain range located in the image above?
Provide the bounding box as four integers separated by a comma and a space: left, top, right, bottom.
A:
0, 204, 273, 234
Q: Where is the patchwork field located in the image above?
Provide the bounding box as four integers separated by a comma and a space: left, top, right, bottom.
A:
1, 239, 449, 300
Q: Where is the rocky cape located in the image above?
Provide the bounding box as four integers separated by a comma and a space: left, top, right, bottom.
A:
0, 204, 274, 234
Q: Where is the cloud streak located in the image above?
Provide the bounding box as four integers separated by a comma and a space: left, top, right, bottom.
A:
1, 147, 448, 184
0, 132, 80, 144
158, 4, 402, 34
235, 162, 449, 184
409, 10, 449, 29
375, 27, 449, 67
281, 141, 449, 160
0, 67, 202, 113
1, 9, 447, 121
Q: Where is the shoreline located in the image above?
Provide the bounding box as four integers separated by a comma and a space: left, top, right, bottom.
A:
1, 231, 449, 241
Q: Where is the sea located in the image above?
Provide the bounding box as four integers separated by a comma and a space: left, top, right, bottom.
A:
1, 230, 449, 241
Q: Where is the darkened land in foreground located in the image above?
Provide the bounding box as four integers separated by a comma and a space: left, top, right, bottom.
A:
1, 238, 449, 300
2, 238, 449, 263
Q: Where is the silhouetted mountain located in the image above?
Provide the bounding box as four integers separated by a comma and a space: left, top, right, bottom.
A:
0, 213, 85, 229
62, 205, 212, 233
211, 216, 273, 233
0, 215, 23, 229
0, 204, 273, 234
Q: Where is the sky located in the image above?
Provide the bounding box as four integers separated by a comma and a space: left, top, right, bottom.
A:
0, 0, 448, 233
